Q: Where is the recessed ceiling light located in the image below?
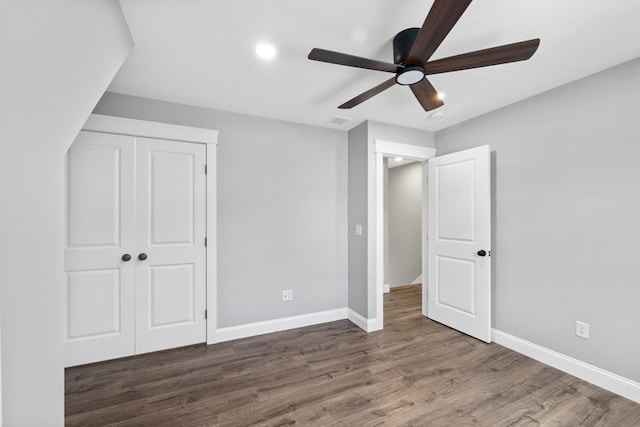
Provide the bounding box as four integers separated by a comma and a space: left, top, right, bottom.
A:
437, 92, 446, 100
255, 43, 276, 60
395, 157, 403, 162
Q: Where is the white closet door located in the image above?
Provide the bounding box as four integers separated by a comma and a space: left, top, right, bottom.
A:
134, 137, 207, 354
64, 131, 135, 367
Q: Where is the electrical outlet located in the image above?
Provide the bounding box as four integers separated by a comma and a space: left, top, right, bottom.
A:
576, 321, 590, 339
282, 289, 293, 302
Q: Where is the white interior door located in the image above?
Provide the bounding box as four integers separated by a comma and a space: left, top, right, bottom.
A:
134, 137, 207, 354
427, 145, 491, 342
64, 131, 135, 366
66, 132, 207, 366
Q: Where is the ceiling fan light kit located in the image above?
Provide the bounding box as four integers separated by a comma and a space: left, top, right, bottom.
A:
396, 65, 425, 86
308, 0, 540, 113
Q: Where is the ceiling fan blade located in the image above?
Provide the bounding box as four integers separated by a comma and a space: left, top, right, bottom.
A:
406, 0, 472, 65
424, 39, 540, 75
338, 77, 397, 109
309, 48, 402, 73
410, 78, 444, 111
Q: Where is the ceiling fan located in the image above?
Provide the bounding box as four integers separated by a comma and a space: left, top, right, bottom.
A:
308, 0, 540, 112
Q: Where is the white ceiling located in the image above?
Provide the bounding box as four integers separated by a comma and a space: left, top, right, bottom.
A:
109, 0, 640, 132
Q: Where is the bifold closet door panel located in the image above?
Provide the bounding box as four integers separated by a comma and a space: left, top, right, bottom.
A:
64, 131, 136, 367
134, 137, 207, 354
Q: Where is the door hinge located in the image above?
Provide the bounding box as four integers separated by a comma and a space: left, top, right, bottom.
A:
205, 309, 207, 319
205, 237, 207, 247
205, 164, 207, 174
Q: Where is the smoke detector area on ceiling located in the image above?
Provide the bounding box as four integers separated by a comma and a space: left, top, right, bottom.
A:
329, 116, 350, 125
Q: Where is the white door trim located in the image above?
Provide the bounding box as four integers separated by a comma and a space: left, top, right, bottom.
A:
81, 114, 219, 345
205, 141, 218, 344
83, 114, 218, 144
371, 140, 436, 330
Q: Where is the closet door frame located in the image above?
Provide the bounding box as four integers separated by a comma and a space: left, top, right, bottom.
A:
82, 114, 219, 345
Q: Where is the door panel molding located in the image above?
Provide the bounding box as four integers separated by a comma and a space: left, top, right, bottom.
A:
134, 137, 206, 354
428, 145, 491, 343
65, 115, 218, 366
64, 132, 136, 366
82, 114, 219, 346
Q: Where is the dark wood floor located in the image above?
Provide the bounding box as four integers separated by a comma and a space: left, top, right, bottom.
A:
65, 285, 640, 426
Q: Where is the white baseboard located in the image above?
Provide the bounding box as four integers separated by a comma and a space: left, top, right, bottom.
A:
348, 308, 380, 332
411, 274, 422, 284
215, 308, 347, 343
383, 284, 390, 293
493, 329, 640, 404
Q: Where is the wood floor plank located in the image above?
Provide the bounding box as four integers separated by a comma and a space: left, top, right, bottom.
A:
65, 285, 640, 426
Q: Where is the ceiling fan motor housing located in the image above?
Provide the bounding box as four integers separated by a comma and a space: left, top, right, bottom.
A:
393, 28, 420, 65
393, 28, 425, 85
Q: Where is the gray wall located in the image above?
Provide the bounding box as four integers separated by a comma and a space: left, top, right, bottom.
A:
347, 122, 369, 317
95, 93, 348, 327
346, 120, 435, 319
435, 58, 640, 381
387, 162, 422, 286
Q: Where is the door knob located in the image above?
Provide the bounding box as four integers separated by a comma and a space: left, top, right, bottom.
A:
138, 253, 148, 261
121, 253, 132, 262
477, 250, 487, 257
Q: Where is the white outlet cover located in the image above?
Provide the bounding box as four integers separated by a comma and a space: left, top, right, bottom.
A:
576, 321, 590, 339
282, 290, 293, 301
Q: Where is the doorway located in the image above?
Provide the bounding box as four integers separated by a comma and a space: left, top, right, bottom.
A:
384, 156, 423, 297
383, 156, 424, 327
372, 141, 492, 343
373, 140, 435, 329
